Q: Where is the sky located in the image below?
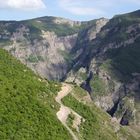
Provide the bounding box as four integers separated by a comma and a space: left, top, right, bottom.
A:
0, 0, 140, 21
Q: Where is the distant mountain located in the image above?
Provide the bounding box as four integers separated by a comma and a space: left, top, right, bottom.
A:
0, 10, 140, 139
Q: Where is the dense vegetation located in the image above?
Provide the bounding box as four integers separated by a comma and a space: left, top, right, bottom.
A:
105, 37, 140, 82
0, 49, 72, 140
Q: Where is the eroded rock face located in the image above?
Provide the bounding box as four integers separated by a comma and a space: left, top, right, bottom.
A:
40, 31, 78, 80
1, 17, 108, 81
4, 28, 78, 80
65, 11, 140, 128
87, 18, 109, 41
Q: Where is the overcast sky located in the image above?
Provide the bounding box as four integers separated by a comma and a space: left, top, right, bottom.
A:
0, 0, 140, 21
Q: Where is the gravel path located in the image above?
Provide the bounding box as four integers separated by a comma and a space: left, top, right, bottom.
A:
55, 83, 80, 140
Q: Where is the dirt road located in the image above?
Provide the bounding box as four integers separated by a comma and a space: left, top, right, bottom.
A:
55, 83, 79, 140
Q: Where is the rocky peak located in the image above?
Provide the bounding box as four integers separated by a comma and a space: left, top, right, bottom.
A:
87, 18, 109, 40
53, 17, 82, 27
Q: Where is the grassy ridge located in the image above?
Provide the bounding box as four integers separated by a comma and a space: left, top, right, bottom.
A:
23, 18, 83, 37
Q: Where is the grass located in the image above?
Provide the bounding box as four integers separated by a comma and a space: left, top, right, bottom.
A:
89, 72, 115, 97
90, 74, 108, 96
71, 85, 87, 99
23, 19, 83, 37
0, 48, 72, 140
119, 127, 139, 140
62, 88, 118, 140
62, 86, 139, 140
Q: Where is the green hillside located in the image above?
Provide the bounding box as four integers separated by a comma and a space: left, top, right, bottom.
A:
0, 49, 72, 140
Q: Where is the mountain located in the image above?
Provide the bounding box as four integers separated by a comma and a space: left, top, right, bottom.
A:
66, 10, 140, 129
0, 10, 140, 139
0, 48, 136, 140
66, 11, 140, 128
0, 16, 108, 80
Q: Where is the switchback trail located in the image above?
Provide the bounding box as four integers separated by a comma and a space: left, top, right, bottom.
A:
55, 83, 81, 140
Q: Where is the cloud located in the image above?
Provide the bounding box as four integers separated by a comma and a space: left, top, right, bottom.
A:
66, 7, 104, 16
59, 0, 105, 16
0, 0, 46, 10
58, 0, 140, 16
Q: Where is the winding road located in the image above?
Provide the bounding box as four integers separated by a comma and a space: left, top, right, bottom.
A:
55, 83, 80, 140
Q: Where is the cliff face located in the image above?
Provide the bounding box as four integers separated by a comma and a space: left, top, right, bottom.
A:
0, 18, 79, 80
6, 29, 77, 80
0, 17, 108, 81
0, 10, 140, 133
65, 10, 140, 130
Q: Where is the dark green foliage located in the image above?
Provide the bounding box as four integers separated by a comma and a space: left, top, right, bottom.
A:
0, 39, 12, 46
22, 21, 43, 42
72, 85, 87, 98
0, 21, 18, 34
106, 37, 140, 81
27, 54, 38, 63
27, 54, 44, 63
0, 49, 72, 140
22, 17, 99, 37
90, 75, 107, 96
67, 113, 75, 128
96, 10, 140, 47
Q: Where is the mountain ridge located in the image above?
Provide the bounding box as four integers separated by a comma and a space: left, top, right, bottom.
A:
0, 9, 140, 139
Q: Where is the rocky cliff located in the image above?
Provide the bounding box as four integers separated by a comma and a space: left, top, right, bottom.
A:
0, 17, 108, 80
66, 10, 140, 132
